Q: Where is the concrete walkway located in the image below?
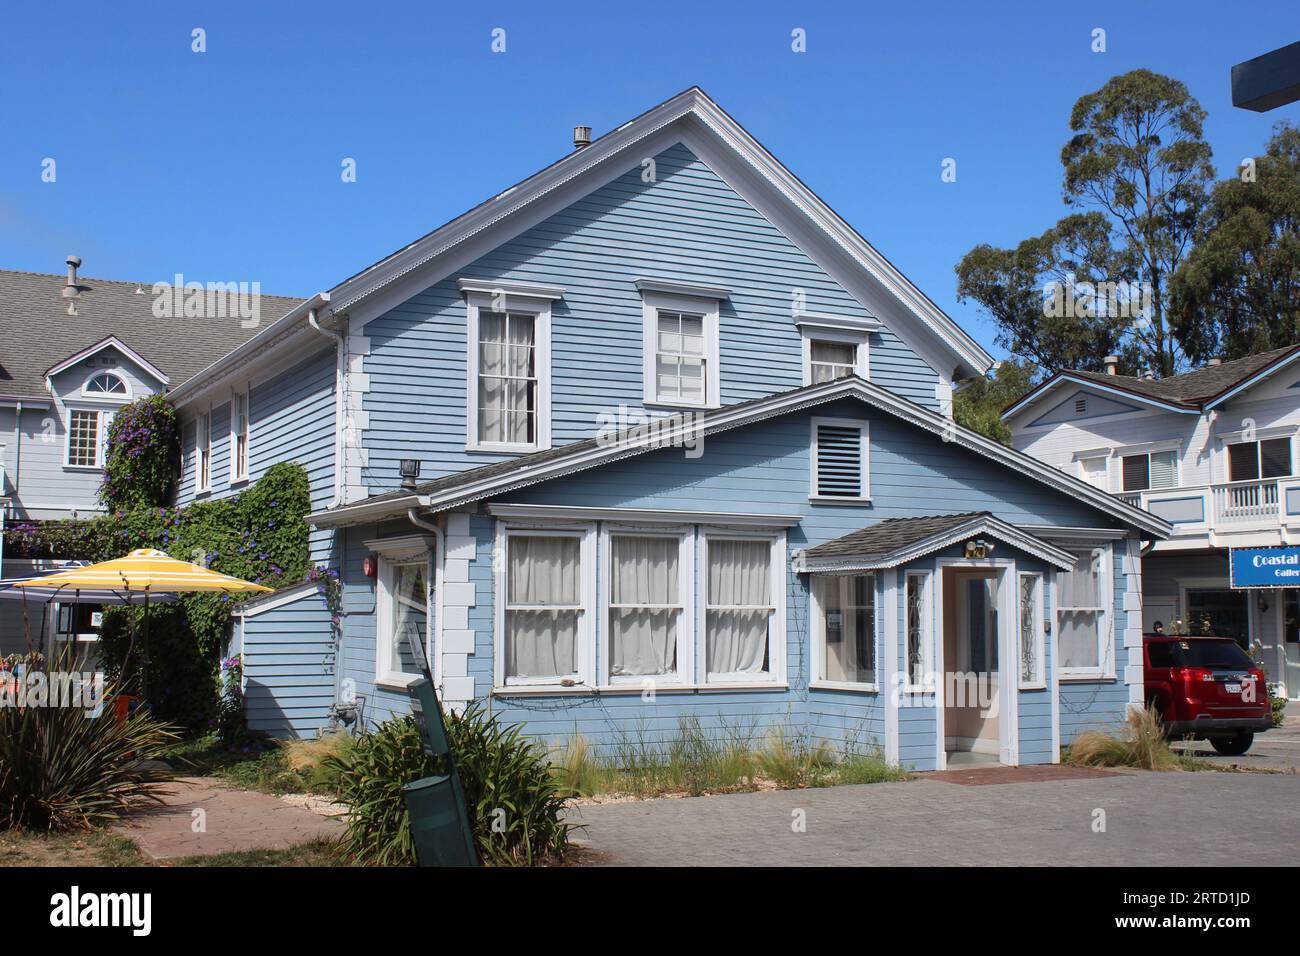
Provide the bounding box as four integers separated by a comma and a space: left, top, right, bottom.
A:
569, 768, 1300, 866
114, 776, 344, 860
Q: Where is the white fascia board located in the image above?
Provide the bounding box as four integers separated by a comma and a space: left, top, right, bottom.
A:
168, 293, 332, 407
233, 580, 318, 617
308, 377, 1173, 536
44, 335, 170, 387
1204, 349, 1300, 411
1003, 374, 1199, 423
319, 88, 989, 380
792, 516, 1077, 574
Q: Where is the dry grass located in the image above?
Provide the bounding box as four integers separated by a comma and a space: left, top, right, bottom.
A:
1066, 707, 1183, 771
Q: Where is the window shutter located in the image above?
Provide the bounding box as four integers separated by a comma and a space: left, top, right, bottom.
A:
815, 423, 865, 498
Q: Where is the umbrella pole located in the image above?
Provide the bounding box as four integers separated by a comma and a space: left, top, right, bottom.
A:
141, 590, 151, 703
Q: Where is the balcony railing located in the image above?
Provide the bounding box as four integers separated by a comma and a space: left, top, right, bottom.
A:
1115, 475, 1300, 534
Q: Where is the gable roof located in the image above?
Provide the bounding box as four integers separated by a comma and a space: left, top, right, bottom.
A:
1004, 344, 1300, 421
170, 87, 993, 407
309, 375, 1171, 538
44, 335, 170, 385
792, 511, 1077, 572
0, 269, 303, 403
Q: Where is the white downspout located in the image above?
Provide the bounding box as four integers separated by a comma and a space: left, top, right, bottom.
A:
407, 508, 445, 692
307, 308, 347, 510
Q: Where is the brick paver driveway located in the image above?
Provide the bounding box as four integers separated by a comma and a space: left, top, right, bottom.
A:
569, 769, 1300, 866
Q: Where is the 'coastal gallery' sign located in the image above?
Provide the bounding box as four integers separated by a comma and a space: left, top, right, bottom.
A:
1229, 546, 1300, 589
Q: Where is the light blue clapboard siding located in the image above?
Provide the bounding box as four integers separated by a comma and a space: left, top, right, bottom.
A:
358, 143, 940, 498
176, 345, 337, 563
1059, 546, 1133, 744
240, 587, 335, 737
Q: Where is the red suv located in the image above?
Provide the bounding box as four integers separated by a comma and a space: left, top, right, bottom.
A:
1143, 634, 1272, 755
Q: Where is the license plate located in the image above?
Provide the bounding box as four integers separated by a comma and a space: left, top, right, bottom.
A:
1224, 683, 1242, 695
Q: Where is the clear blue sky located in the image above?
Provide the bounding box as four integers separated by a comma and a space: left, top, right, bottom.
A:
2, 0, 1297, 357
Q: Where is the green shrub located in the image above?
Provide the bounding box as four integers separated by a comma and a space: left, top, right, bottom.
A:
1270, 689, 1288, 728
327, 705, 574, 866
0, 699, 178, 831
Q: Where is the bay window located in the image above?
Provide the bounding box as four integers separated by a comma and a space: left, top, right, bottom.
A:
1056, 546, 1110, 677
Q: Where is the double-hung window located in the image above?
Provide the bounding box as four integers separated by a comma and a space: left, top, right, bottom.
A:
461, 281, 555, 453
1121, 448, 1178, 492
196, 411, 212, 493
638, 284, 721, 408
1018, 572, 1045, 687
808, 340, 857, 383
607, 532, 689, 681
502, 530, 589, 686
1056, 546, 1110, 678
705, 536, 778, 681
231, 391, 250, 482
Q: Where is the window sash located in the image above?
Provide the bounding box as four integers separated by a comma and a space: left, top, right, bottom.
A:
809, 340, 856, 383
608, 533, 683, 679
905, 572, 931, 688
478, 311, 537, 445
504, 532, 584, 683
705, 537, 774, 679
1056, 547, 1109, 673
381, 558, 428, 680
67, 410, 101, 467
233, 393, 249, 479
1018, 572, 1043, 686
654, 310, 708, 404
817, 573, 877, 685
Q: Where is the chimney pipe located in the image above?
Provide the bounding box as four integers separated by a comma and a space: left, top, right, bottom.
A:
63, 255, 82, 312
573, 126, 592, 150
1103, 355, 1119, 376
64, 255, 81, 289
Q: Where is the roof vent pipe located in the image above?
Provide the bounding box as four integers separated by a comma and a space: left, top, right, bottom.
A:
573, 126, 592, 150
1103, 355, 1119, 376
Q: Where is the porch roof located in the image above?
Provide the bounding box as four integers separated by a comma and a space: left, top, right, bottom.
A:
791, 511, 1078, 573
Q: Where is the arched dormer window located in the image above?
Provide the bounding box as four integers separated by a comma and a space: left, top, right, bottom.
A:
83, 371, 129, 398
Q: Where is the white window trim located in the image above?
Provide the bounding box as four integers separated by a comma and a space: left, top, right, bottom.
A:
809, 571, 879, 692
374, 545, 433, 689
80, 369, 131, 400
493, 522, 596, 689
809, 416, 871, 503
1117, 445, 1180, 492
598, 524, 696, 688
229, 388, 250, 484
464, 290, 552, 454
195, 410, 212, 494
1017, 571, 1047, 690
63, 406, 112, 470
1055, 543, 1114, 680
698, 529, 787, 685
640, 289, 721, 410
800, 327, 869, 386
904, 569, 935, 693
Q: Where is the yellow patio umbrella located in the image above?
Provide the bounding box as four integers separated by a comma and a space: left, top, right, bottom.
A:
13, 549, 273, 700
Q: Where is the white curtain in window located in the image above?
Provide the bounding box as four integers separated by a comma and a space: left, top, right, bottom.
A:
810, 341, 856, 383
1058, 550, 1103, 668
389, 561, 427, 676
609, 535, 679, 676
706, 539, 771, 675
479, 312, 535, 444
506, 535, 580, 678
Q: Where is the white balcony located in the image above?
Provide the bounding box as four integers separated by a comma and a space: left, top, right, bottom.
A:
1117, 476, 1300, 550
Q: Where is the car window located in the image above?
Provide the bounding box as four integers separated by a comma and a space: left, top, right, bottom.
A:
1171, 640, 1253, 669
1146, 642, 1177, 668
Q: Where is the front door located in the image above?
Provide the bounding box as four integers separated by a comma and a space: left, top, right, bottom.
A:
939, 566, 1016, 766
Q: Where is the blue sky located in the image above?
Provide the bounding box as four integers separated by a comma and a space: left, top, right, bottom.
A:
1, 0, 1296, 357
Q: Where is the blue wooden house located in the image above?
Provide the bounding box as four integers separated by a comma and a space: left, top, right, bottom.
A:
169, 89, 1170, 770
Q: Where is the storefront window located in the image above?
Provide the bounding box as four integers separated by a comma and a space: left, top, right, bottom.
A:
1185, 589, 1249, 649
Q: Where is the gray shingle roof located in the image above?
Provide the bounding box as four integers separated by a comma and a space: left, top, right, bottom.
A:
0, 269, 303, 401
1066, 345, 1300, 409
801, 512, 992, 561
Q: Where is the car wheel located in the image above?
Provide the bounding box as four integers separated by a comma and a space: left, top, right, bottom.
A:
1210, 733, 1254, 756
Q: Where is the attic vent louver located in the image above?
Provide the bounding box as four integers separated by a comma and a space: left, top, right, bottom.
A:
1075, 397, 1087, 414
813, 420, 868, 499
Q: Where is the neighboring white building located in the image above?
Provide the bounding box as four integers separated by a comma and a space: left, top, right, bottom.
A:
1005, 347, 1300, 699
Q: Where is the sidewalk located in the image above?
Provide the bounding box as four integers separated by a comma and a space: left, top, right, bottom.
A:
113, 776, 343, 861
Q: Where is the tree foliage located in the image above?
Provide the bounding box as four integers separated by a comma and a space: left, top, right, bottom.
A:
957, 70, 1213, 378
953, 358, 1039, 444
1171, 122, 1300, 363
